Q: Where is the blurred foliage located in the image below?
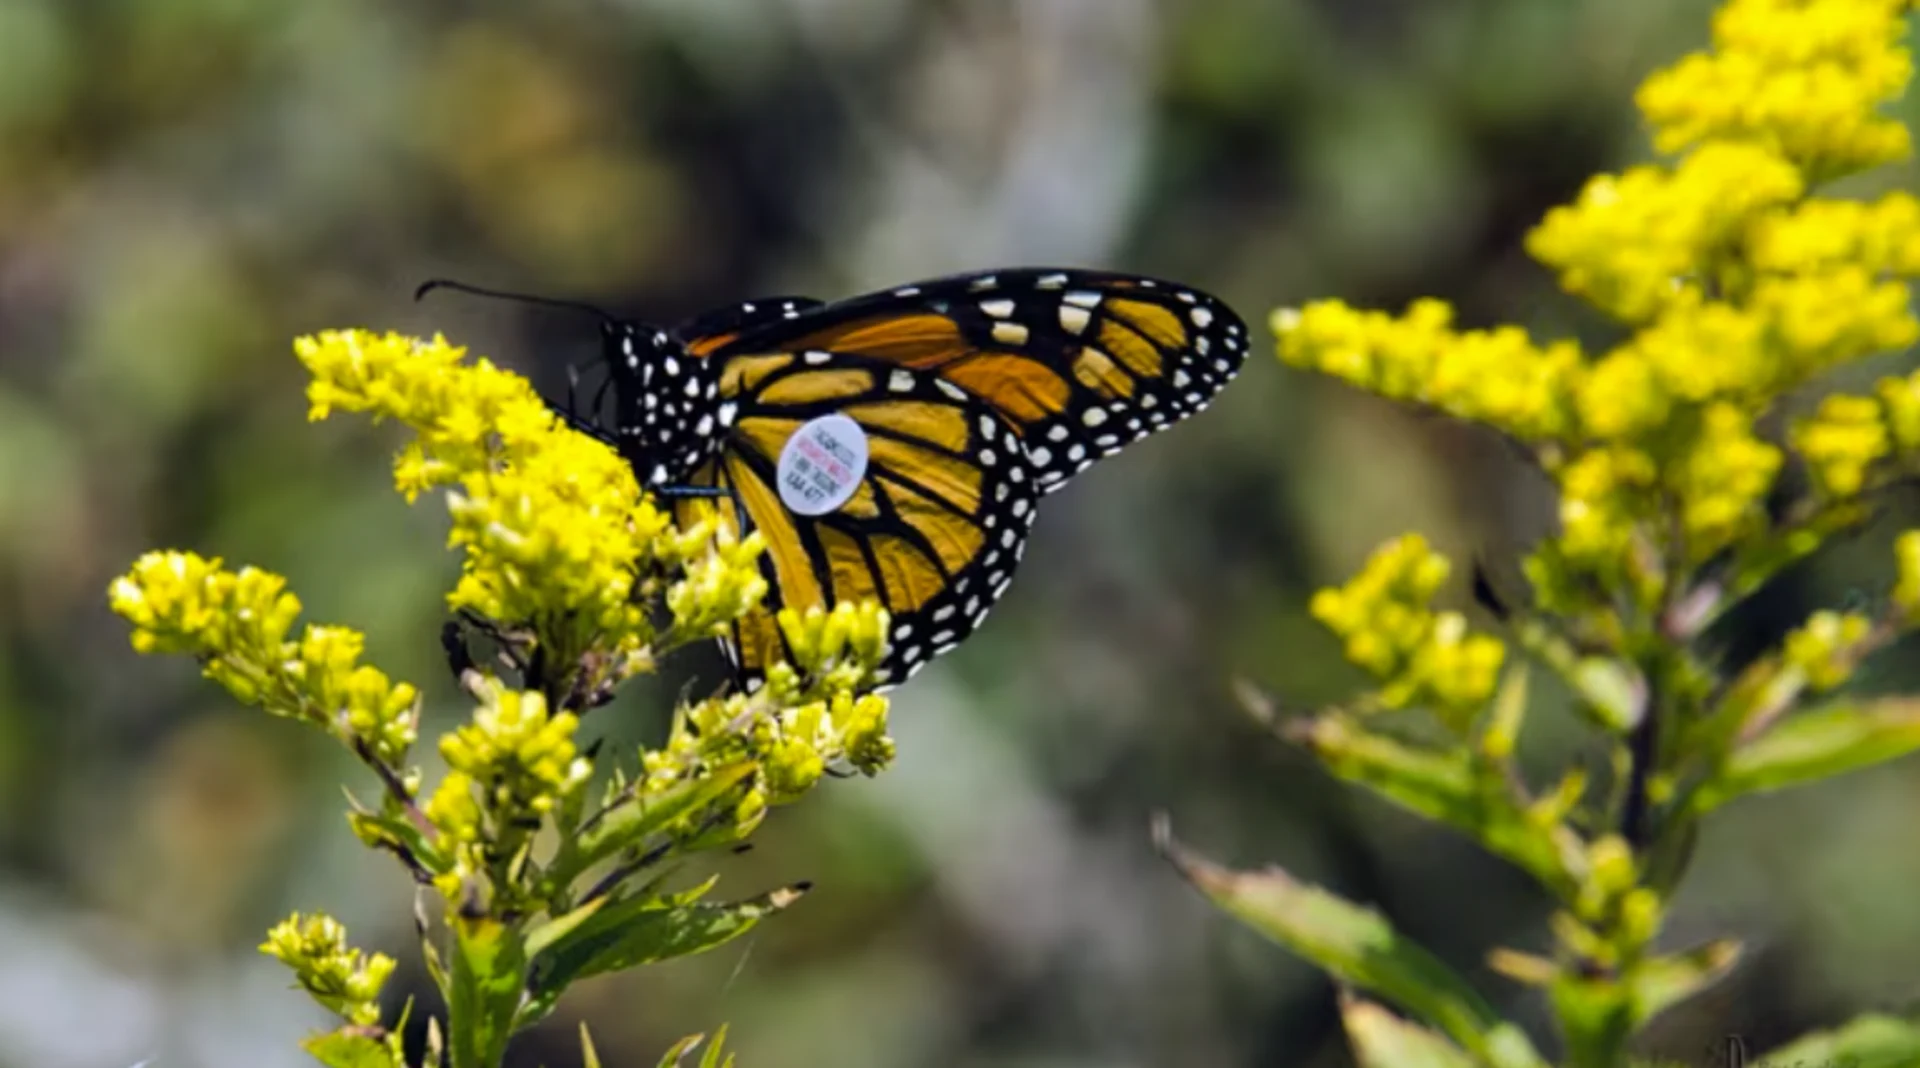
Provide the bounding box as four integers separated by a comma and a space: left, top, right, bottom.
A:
4, 1, 1920, 1066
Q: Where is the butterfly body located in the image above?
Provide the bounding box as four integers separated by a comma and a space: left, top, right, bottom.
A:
593, 268, 1248, 689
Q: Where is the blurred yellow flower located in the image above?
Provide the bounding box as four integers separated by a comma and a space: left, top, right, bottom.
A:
1636, 0, 1914, 179
1310, 535, 1505, 724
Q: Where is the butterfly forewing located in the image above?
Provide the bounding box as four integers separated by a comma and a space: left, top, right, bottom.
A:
704, 268, 1249, 494
649, 267, 1244, 690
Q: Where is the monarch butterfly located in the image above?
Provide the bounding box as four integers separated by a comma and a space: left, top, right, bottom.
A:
568, 268, 1249, 689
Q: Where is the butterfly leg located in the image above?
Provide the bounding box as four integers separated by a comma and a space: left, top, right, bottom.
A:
653, 485, 732, 498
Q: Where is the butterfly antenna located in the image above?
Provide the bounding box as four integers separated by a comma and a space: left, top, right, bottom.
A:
414, 278, 619, 324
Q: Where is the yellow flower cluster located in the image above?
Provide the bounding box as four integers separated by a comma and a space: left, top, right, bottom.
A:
1894, 530, 1920, 619
109, 551, 419, 765
1791, 365, 1920, 500
260, 912, 396, 1029
1309, 535, 1505, 724
1276, 0, 1920, 604
435, 680, 592, 828
1782, 609, 1874, 690
1273, 300, 1581, 441
295, 330, 768, 674
1528, 143, 1803, 323
1636, 0, 1915, 178
642, 603, 895, 823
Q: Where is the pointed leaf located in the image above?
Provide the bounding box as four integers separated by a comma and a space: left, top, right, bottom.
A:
1156, 819, 1547, 1068
1756, 1014, 1920, 1068
698, 1023, 732, 1068
301, 1031, 401, 1068
573, 763, 757, 872
1288, 713, 1575, 896
581, 1023, 605, 1068
1692, 697, 1920, 814
1628, 940, 1740, 1024
1341, 994, 1478, 1068
522, 884, 808, 1026
448, 916, 527, 1068
654, 1034, 707, 1068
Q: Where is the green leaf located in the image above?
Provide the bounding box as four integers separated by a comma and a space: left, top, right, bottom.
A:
521, 884, 808, 1027
1628, 940, 1740, 1025
698, 1023, 733, 1068
301, 1031, 402, 1068
1289, 712, 1576, 896
653, 1034, 707, 1068
1155, 818, 1547, 1068
1691, 697, 1920, 815
1756, 1014, 1920, 1068
448, 915, 528, 1068
573, 763, 757, 872
1341, 994, 1479, 1068
581, 1023, 605, 1068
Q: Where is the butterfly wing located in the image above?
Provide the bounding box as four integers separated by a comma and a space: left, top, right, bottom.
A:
670, 267, 1244, 689
670, 363, 1039, 688
708, 268, 1249, 493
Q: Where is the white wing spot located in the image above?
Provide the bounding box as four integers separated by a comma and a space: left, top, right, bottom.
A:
1064, 291, 1102, 309
980, 448, 997, 467
979, 415, 998, 440
696, 414, 714, 436
970, 275, 998, 290
1037, 273, 1069, 289
684, 377, 700, 397
1176, 291, 1198, 304
664, 356, 680, 376
1174, 369, 1192, 388
1191, 307, 1214, 327
1068, 444, 1086, 462
1095, 434, 1119, 448
804, 350, 832, 365
1048, 425, 1069, 442
991, 321, 1030, 346
937, 380, 968, 401
894, 286, 921, 297
1011, 499, 1029, 517
1030, 446, 1053, 467
933, 605, 955, 623
981, 298, 1015, 318
1000, 528, 1017, 548
1082, 407, 1108, 427
894, 624, 913, 640
1059, 305, 1092, 334
889, 370, 915, 392
718, 402, 738, 426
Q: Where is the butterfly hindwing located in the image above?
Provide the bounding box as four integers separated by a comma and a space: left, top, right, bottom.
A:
705, 268, 1248, 494
672, 363, 1039, 688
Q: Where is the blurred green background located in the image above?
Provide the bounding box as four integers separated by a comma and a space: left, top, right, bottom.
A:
4, 1, 1920, 1065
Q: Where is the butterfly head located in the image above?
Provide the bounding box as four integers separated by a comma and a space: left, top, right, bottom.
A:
600, 321, 728, 489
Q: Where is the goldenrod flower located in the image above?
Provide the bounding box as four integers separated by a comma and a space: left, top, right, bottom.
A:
1554, 447, 1658, 568
296, 329, 767, 681
1673, 403, 1783, 559
1272, 299, 1581, 441
1793, 392, 1893, 497
108, 551, 419, 765
1525, 143, 1803, 322
438, 680, 592, 823
1310, 535, 1505, 724
1783, 609, 1874, 690
1893, 530, 1920, 619
260, 913, 396, 1029
1636, 0, 1914, 179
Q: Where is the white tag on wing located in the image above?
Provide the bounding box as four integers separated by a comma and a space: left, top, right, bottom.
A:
776, 413, 870, 516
